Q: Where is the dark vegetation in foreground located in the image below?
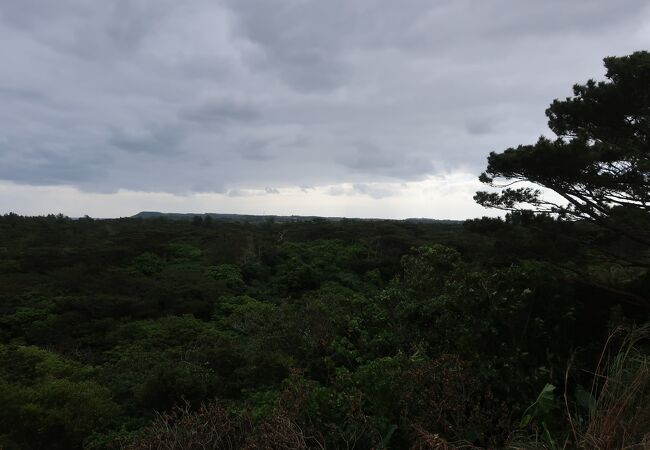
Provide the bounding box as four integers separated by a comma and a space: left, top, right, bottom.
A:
1, 52, 649, 449
0, 213, 647, 449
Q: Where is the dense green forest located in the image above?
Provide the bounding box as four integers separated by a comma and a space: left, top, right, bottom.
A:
1, 53, 649, 449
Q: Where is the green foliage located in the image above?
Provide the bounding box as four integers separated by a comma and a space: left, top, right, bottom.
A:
519, 383, 559, 446
207, 263, 246, 291
131, 252, 165, 276
0, 344, 118, 450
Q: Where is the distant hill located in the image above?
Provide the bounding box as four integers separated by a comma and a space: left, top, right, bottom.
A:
131, 211, 462, 224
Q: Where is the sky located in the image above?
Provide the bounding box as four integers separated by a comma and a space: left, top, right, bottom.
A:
1, 0, 649, 219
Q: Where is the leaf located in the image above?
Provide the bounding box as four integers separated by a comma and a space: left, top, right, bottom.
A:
379, 424, 398, 449
575, 384, 596, 413
519, 383, 557, 427
536, 383, 557, 414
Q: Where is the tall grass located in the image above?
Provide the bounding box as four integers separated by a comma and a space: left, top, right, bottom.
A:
508, 326, 650, 450
578, 326, 650, 450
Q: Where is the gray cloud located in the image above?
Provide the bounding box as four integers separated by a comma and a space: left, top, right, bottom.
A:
180, 95, 261, 124
352, 183, 396, 199
466, 118, 496, 136
0, 0, 649, 197
237, 138, 272, 161
0, 142, 110, 187
340, 141, 435, 180
110, 125, 184, 155
326, 183, 396, 199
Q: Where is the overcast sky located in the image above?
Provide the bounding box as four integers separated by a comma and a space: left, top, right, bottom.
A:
1, 0, 649, 218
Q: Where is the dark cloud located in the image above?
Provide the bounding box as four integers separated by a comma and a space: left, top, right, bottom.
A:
340, 141, 435, 180
224, 0, 350, 91
109, 125, 184, 155
0, 144, 110, 187
180, 95, 261, 124
237, 138, 272, 161
0, 87, 46, 103
0, 0, 648, 196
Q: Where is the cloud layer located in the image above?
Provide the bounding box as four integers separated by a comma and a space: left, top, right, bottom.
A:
0, 0, 649, 216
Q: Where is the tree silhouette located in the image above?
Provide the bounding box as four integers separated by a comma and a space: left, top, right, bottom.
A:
476, 51, 650, 249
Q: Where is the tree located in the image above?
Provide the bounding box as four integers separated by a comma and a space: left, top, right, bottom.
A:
0, 345, 118, 450
475, 51, 650, 250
